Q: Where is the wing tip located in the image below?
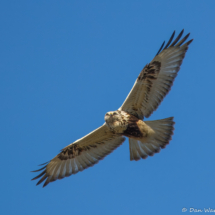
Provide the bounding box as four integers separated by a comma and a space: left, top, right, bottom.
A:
31, 162, 50, 187
155, 29, 193, 56
163, 30, 175, 50
187, 38, 194, 45
156, 41, 165, 56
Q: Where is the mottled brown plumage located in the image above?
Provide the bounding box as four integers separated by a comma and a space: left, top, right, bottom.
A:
32, 30, 192, 187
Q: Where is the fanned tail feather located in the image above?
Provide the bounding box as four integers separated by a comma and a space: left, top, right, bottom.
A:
129, 117, 175, 161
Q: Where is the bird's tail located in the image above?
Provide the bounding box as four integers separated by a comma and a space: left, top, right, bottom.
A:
129, 117, 175, 161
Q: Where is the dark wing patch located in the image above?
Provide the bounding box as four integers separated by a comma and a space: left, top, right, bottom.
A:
32, 135, 125, 187
138, 61, 161, 81
120, 30, 193, 119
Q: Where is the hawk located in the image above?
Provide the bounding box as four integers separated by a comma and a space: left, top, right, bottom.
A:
32, 30, 193, 187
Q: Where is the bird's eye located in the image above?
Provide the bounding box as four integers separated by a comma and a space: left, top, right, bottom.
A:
106, 113, 110, 116
113, 112, 117, 115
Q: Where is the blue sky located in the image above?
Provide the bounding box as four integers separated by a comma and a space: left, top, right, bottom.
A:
1, 1, 215, 214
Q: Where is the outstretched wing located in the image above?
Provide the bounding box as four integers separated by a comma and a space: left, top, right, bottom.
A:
119, 30, 193, 119
32, 124, 125, 187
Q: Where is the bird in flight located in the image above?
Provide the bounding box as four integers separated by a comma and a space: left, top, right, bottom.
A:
32, 30, 193, 187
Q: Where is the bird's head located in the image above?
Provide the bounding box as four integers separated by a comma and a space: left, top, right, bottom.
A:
104, 111, 120, 124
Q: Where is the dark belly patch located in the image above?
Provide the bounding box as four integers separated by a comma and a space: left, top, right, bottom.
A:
122, 122, 143, 138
